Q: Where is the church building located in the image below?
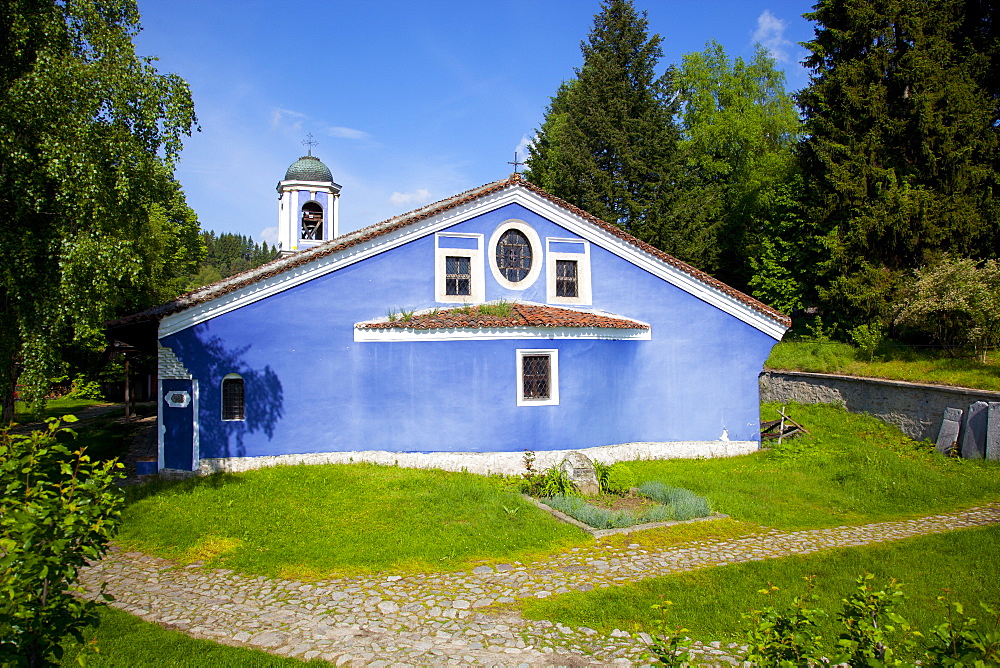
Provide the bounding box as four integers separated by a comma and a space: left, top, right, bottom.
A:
108, 153, 789, 475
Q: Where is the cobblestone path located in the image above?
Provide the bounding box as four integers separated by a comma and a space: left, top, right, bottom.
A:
79, 504, 1000, 666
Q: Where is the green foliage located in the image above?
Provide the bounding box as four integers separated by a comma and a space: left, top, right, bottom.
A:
543, 493, 677, 529
592, 460, 611, 491
184, 231, 277, 290
0, 0, 202, 421
636, 482, 711, 521
0, 418, 124, 666
477, 300, 515, 318
742, 577, 827, 666
765, 340, 1000, 391
646, 599, 694, 667
673, 40, 801, 288
66, 375, 105, 401
603, 463, 637, 495
796, 0, 1000, 328
849, 323, 886, 362
525, 0, 684, 250
924, 597, 1000, 665
533, 465, 579, 498
894, 257, 1000, 362
833, 573, 911, 666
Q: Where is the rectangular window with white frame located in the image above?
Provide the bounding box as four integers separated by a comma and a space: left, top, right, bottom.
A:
435, 232, 484, 303
546, 238, 591, 305
516, 348, 559, 406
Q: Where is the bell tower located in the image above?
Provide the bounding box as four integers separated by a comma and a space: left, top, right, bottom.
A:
277, 136, 341, 255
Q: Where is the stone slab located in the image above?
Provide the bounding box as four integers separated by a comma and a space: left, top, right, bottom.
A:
935, 407, 963, 455
558, 451, 600, 495
961, 401, 989, 460
987, 402, 1000, 461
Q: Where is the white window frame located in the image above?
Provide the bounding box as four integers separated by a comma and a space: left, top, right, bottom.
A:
488, 220, 543, 290
221, 373, 245, 422
435, 233, 484, 303
545, 238, 592, 305
516, 348, 559, 406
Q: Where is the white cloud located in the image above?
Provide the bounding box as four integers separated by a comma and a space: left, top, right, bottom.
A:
260, 226, 278, 247
515, 134, 535, 163
270, 107, 306, 132
325, 126, 369, 140
388, 188, 433, 207
752, 10, 794, 63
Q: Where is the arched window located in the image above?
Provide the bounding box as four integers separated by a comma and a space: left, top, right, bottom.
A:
495, 229, 532, 282
222, 374, 245, 421
300, 201, 324, 240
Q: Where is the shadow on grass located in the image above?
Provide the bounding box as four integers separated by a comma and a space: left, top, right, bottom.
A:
122, 471, 247, 505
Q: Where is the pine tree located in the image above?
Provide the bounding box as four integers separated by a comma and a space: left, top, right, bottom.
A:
796, 0, 1000, 329
525, 0, 696, 262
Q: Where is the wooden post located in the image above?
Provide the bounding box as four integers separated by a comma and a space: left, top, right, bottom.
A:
124, 357, 132, 422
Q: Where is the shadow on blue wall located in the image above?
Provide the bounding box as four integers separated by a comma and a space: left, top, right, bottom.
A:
170, 332, 284, 459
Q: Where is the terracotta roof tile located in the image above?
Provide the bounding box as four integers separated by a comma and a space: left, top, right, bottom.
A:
359, 303, 648, 331
108, 174, 789, 329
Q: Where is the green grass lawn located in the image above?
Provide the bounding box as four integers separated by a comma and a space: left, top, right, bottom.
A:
14, 396, 108, 423
117, 463, 588, 578
766, 340, 1000, 391
517, 524, 1000, 659
628, 403, 1000, 531
59, 606, 323, 666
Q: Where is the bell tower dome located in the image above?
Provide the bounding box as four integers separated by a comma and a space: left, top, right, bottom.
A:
276, 140, 341, 255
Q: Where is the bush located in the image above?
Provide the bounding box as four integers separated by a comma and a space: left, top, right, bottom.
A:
67, 375, 105, 401
0, 418, 124, 666
637, 481, 712, 520
604, 463, 637, 495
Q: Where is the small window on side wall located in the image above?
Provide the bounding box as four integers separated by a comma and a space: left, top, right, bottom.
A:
516, 349, 559, 406
222, 374, 245, 421
435, 233, 484, 303
546, 238, 591, 305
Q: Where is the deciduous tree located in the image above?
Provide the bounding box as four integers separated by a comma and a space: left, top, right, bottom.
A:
674, 40, 802, 288
0, 0, 202, 421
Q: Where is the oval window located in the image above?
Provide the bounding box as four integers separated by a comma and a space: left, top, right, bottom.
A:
495, 229, 532, 282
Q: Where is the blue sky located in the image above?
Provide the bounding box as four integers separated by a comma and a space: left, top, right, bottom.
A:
134, 0, 816, 244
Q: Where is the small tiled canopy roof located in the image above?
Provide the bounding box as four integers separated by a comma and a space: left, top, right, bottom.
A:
359, 303, 648, 331
108, 174, 789, 329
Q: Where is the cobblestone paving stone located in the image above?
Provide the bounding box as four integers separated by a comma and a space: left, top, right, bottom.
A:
78, 504, 1000, 666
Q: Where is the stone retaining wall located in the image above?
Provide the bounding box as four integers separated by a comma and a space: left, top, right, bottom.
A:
759, 369, 1000, 441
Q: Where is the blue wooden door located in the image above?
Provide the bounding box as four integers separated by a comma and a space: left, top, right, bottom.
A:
162, 379, 196, 470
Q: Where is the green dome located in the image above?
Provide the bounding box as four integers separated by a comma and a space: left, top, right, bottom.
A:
284, 155, 333, 182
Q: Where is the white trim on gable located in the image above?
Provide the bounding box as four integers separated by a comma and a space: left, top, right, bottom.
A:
159, 185, 786, 340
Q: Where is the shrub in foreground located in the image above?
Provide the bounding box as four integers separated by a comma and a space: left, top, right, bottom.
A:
0, 418, 124, 667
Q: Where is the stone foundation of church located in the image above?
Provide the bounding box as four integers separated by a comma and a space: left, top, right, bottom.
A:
195, 440, 758, 476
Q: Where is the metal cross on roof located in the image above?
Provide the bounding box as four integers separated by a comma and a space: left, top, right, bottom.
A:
507, 151, 523, 174
302, 133, 319, 156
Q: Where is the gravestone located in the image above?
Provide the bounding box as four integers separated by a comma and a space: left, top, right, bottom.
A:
935, 407, 963, 455
960, 401, 989, 460
558, 451, 600, 496
987, 402, 1000, 461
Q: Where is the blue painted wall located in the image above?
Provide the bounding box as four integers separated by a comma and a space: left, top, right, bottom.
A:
161, 202, 778, 466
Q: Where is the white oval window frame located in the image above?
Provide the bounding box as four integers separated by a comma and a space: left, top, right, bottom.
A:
488, 220, 543, 290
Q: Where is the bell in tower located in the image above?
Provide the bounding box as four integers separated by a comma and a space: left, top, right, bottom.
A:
276, 135, 342, 255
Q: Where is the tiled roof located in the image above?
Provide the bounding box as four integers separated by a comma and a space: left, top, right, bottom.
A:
358, 303, 649, 331
108, 174, 789, 329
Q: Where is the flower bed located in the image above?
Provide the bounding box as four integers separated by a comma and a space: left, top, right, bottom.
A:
542, 481, 711, 530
